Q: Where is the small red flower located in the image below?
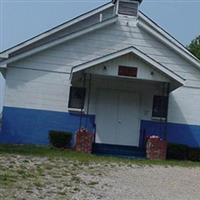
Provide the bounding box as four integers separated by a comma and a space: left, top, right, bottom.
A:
78, 128, 88, 133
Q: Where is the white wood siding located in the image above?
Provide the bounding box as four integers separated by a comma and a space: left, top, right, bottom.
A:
168, 87, 200, 125
5, 15, 200, 126
10, 16, 200, 86
5, 67, 70, 112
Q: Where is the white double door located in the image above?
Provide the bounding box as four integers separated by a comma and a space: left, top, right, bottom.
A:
96, 88, 140, 146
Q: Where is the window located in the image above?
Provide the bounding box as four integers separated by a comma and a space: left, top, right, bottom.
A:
68, 87, 86, 110
152, 96, 168, 118
118, 66, 138, 77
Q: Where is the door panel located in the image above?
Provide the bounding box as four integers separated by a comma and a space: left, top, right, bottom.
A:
117, 92, 139, 146
95, 88, 140, 146
95, 89, 118, 145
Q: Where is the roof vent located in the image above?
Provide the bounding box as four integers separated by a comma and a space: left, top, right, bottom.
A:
113, 0, 143, 17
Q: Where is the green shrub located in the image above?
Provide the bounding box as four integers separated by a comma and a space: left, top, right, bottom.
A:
188, 147, 200, 161
49, 130, 73, 148
167, 143, 189, 160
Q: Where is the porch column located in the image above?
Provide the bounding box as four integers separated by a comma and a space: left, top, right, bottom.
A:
163, 82, 170, 140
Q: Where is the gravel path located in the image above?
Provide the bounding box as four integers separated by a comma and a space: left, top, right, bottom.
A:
0, 155, 200, 200
100, 166, 200, 200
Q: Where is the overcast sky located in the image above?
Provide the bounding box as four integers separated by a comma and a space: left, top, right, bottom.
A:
0, 0, 200, 52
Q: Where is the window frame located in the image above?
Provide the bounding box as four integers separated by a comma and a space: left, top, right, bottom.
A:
152, 95, 169, 119
68, 86, 86, 111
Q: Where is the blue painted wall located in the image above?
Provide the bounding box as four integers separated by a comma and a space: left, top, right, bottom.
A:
0, 106, 95, 145
140, 120, 200, 147
1, 107, 200, 148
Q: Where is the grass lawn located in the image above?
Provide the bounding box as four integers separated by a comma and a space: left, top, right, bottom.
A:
0, 145, 199, 199
0, 144, 199, 167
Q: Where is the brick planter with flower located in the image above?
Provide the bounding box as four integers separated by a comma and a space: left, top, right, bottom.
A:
75, 128, 94, 154
146, 135, 168, 160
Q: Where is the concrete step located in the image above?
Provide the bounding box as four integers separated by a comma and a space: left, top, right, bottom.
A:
92, 143, 146, 158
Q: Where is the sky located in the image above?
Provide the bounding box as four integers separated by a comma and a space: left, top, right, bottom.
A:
0, 0, 200, 52
0, 0, 200, 110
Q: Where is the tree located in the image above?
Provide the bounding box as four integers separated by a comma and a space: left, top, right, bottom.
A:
187, 35, 200, 60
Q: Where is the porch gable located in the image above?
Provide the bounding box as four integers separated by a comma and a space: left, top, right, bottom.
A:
72, 46, 185, 88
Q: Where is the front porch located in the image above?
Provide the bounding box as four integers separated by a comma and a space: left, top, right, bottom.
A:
71, 75, 170, 154
69, 49, 184, 156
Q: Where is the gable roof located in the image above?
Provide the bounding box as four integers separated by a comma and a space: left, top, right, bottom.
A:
71, 46, 185, 85
0, 16, 117, 67
0, 1, 199, 71
138, 12, 200, 68
0, 2, 114, 57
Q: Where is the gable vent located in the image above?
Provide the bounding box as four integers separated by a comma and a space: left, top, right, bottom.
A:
118, 1, 139, 16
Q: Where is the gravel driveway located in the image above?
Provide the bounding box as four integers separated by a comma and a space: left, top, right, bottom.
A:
99, 165, 200, 200
0, 154, 200, 200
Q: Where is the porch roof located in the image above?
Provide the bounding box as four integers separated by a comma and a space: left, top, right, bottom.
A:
71, 46, 185, 85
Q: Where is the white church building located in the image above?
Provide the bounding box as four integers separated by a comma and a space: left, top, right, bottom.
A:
0, 0, 200, 154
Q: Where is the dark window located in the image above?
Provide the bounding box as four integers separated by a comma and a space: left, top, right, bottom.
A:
68, 87, 86, 109
118, 66, 138, 77
152, 96, 168, 118
118, 1, 138, 16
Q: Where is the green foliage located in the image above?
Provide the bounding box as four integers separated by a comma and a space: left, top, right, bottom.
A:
0, 172, 17, 186
188, 148, 200, 161
49, 130, 72, 148
167, 143, 200, 162
187, 35, 200, 59
167, 143, 189, 160
0, 144, 200, 167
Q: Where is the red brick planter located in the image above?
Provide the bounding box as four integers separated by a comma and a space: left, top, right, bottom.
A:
146, 136, 168, 160
75, 129, 94, 154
